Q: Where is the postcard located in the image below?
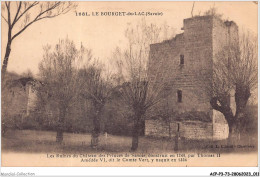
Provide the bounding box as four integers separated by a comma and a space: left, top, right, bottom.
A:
1, 1, 258, 169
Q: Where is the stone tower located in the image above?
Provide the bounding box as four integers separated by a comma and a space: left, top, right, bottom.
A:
146, 15, 238, 140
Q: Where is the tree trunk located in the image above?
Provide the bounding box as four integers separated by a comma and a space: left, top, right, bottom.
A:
131, 133, 139, 151
91, 111, 101, 148
1, 123, 6, 137
56, 108, 65, 143
210, 86, 251, 143
2, 40, 12, 81
234, 86, 250, 127
228, 122, 235, 140
56, 127, 63, 143
210, 96, 236, 139
168, 119, 171, 138
228, 85, 250, 142
131, 114, 142, 151
174, 132, 180, 151
234, 85, 250, 120
131, 123, 139, 151
2, 25, 12, 82
227, 121, 240, 148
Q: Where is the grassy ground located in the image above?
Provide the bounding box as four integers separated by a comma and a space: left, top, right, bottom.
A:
2, 129, 257, 153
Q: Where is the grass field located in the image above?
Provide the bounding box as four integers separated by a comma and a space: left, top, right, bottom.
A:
2, 129, 257, 153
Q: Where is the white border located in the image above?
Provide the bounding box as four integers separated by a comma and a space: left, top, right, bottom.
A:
0, 0, 259, 176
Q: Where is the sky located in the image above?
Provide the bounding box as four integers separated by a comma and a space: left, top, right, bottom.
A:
1, 1, 258, 76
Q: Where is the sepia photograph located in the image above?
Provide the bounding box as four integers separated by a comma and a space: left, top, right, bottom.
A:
1, 1, 258, 170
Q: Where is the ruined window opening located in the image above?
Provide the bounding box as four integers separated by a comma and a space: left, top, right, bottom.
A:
180, 55, 184, 65
177, 90, 182, 103
177, 123, 180, 132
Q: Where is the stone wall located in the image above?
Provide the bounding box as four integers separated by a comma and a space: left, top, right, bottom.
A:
212, 110, 229, 139
213, 122, 229, 140
2, 80, 39, 119
177, 121, 213, 139
145, 119, 228, 140
26, 83, 38, 116
2, 86, 28, 117
145, 119, 213, 139
146, 16, 238, 139
149, 16, 215, 117
145, 118, 170, 137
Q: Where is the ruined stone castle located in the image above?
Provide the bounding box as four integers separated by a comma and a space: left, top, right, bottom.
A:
146, 15, 238, 140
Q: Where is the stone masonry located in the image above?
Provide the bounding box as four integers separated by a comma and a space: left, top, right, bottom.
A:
146, 15, 238, 140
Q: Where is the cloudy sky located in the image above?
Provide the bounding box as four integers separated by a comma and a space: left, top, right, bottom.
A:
1, 1, 258, 76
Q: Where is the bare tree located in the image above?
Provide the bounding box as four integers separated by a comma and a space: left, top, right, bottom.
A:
79, 62, 113, 148
114, 19, 172, 151
38, 38, 83, 143
204, 6, 223, 19
209, 31, 257, 139
1, 1, 76, 80
191, 2, 195, 17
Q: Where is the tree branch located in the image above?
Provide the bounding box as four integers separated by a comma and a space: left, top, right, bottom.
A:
11, 1, 22, 27
1, 14, 8, 24
11, 2, 71, 41
210, 97, 223, 113
6, 2, 11, 27
12, 2, 39, 27
191, 2, 195, 17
